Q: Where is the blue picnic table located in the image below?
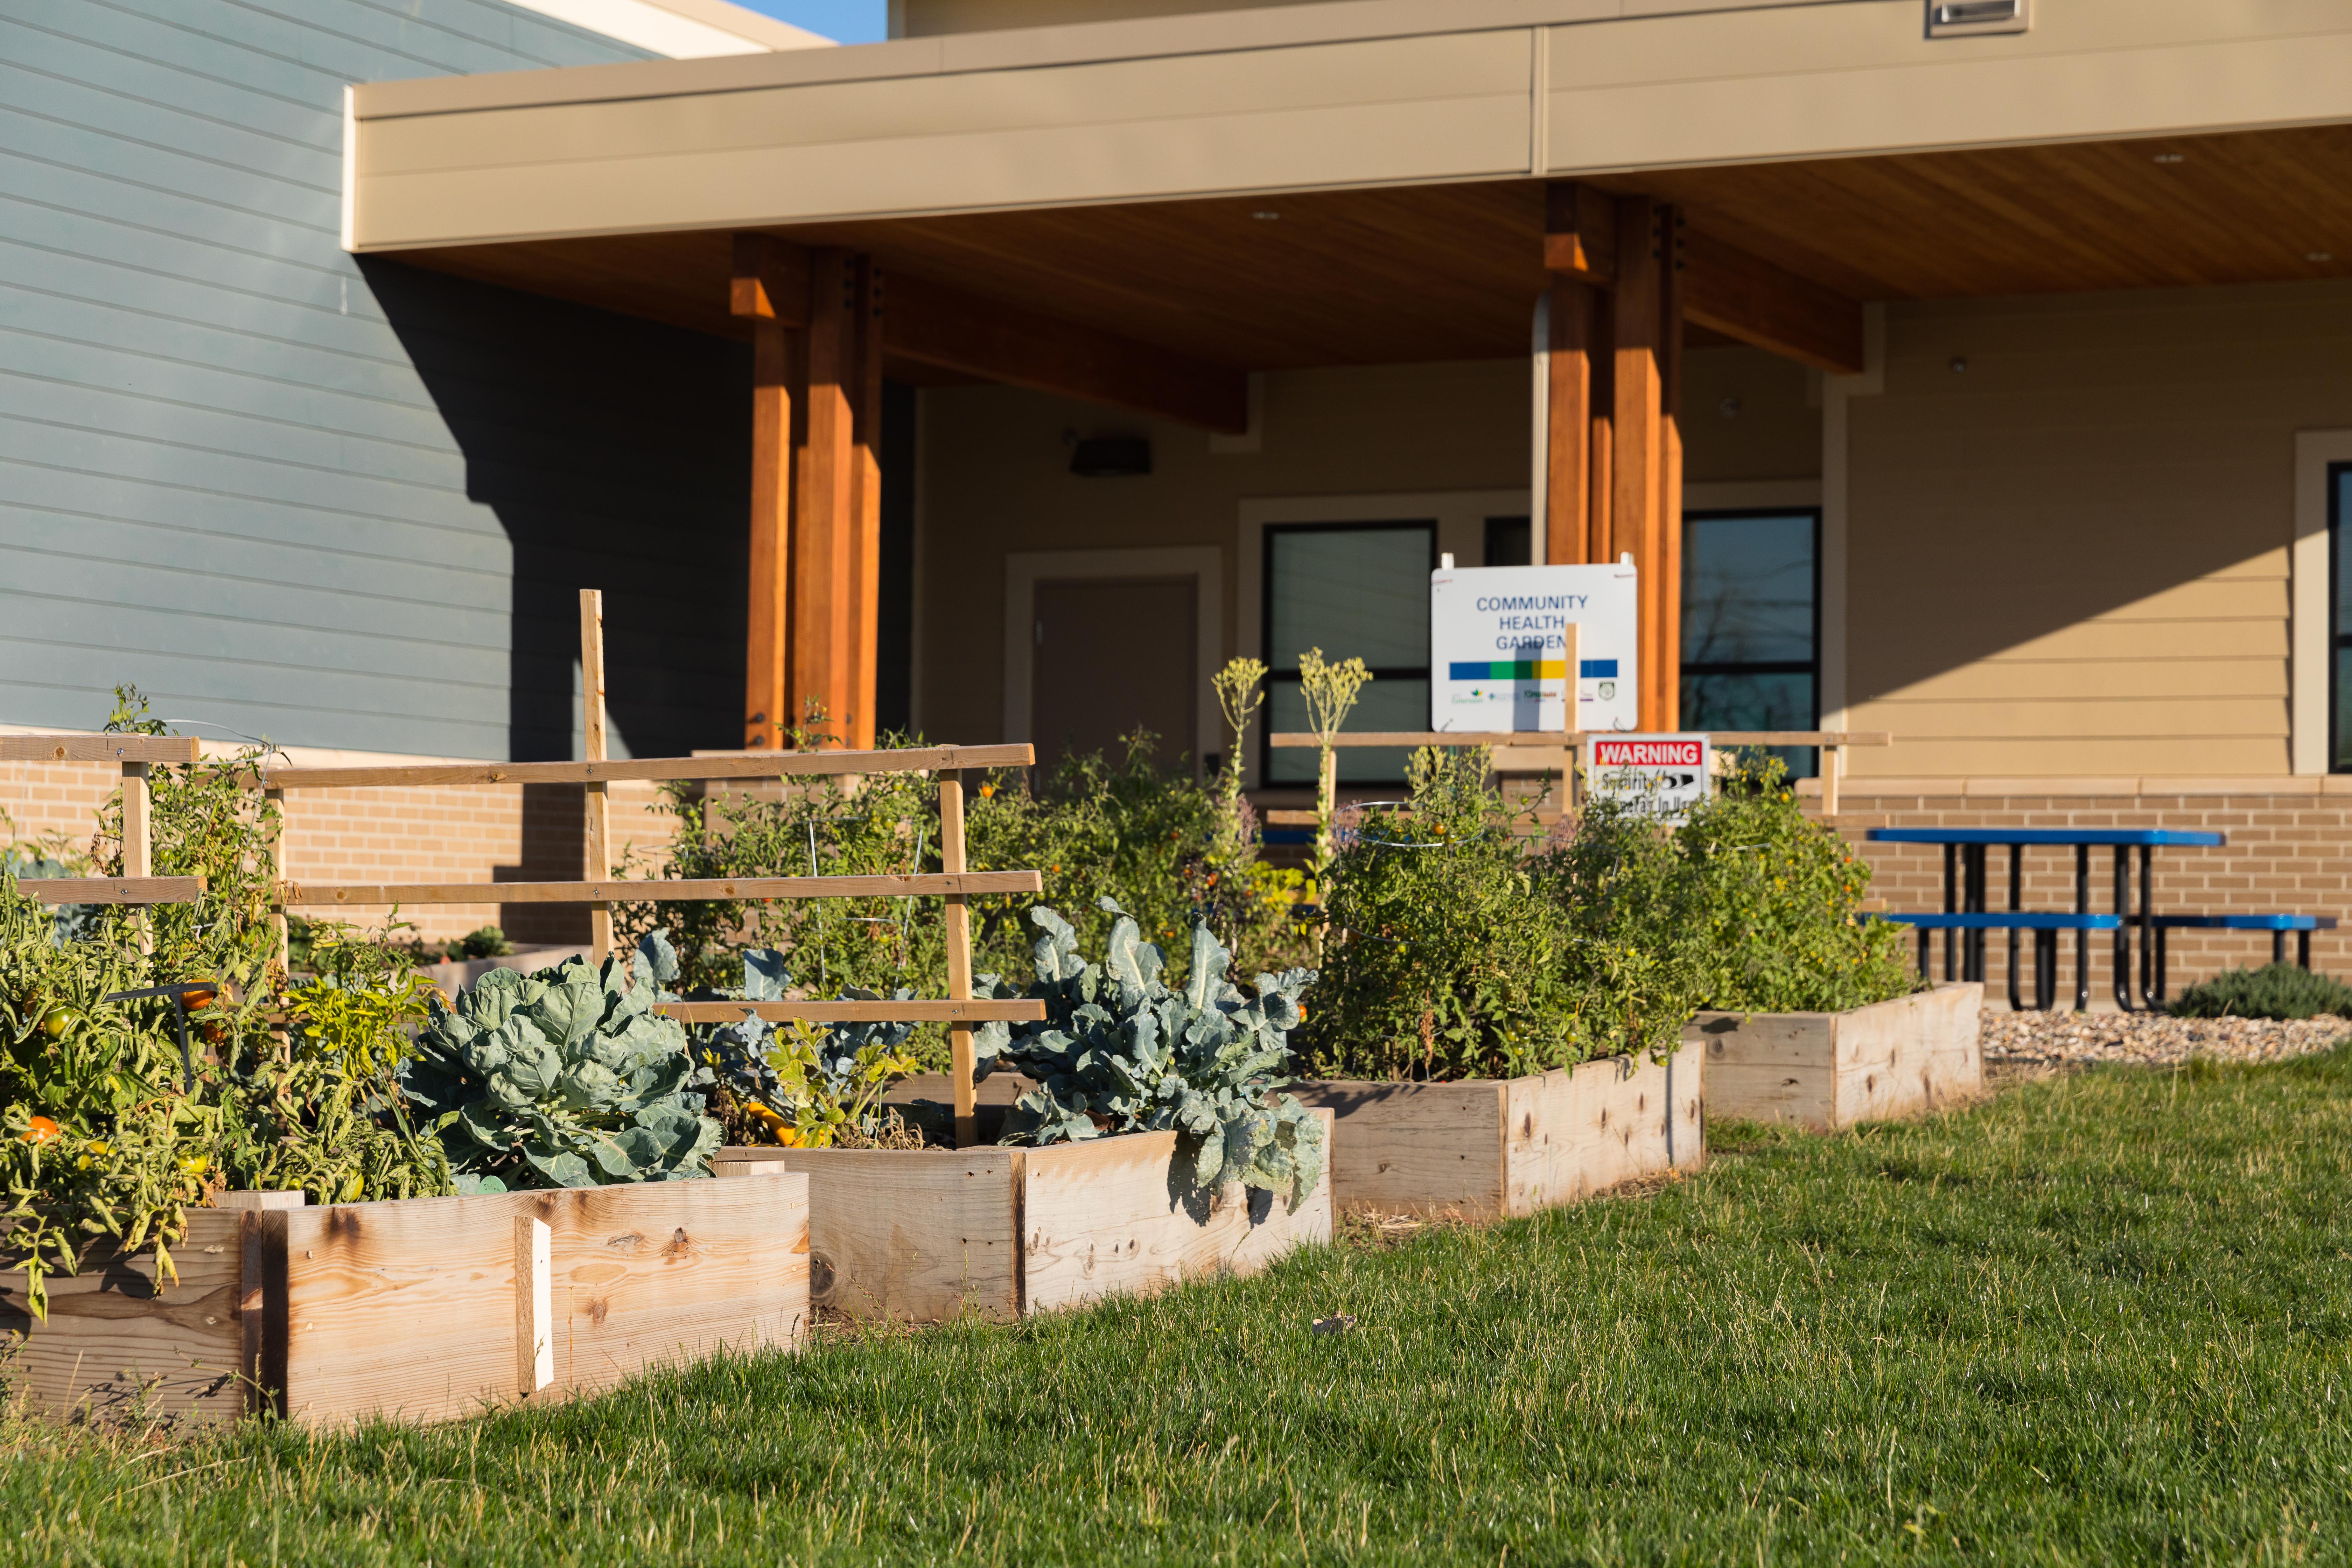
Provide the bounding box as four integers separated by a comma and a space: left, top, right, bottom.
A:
1864, 827, 2226, 1013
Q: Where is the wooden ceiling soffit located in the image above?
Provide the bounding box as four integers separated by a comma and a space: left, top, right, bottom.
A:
1545, 183, 1863, 376
733, 231, 1246, 433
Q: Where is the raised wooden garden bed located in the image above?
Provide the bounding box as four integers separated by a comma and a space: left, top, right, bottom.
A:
2, 1175, 809, 1427
713, 1111, 1334, 1323
1286, 1039, 1704, 1219
1687, 980, 1983, 1132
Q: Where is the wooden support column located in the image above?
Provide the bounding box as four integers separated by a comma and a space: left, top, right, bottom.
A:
732, 234, 793, 750
1544, 278, 1594, 565
1610, 196, 1665, 730
795, 248, 857, 746
1587, 296, 1614, 568
1658, 205, 1686, 732
846, 257, 886, 750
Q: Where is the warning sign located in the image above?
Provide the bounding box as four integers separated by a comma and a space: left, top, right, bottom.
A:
1586, 734, 1711, 824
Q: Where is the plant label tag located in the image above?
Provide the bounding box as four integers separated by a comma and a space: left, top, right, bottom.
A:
1586, 734, 1712, 825
1428, 561, 1639, 733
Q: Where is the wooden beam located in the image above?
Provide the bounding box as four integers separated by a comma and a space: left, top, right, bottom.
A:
241, 743, 1035, 791
796, 248, 857, 745
727, 232, 808, 326
653, 998, 1046, 1024
580, 589, 613, 964
0, 735, 199, 764
733, 234, 794, 749
846, 256, 886, 750
18, 876, 206, 905
885, 272, 1247, 436
1543, 183, 1618, 286
1611, 196, 1665, 731
275, 871, 1044, 908
1681, 230, 1865, 376
939, 768, 978, 1147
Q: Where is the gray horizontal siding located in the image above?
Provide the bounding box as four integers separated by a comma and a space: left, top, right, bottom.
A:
0, 0, 751, 760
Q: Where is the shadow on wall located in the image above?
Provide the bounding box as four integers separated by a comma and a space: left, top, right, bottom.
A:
362, 260, 751, 945
361, 258, 750, 763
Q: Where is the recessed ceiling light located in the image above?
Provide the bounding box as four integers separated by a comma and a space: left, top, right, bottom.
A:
1252, 211, 1280, 220
2311, 252, 2335, 262
2152, 153, 2185, 164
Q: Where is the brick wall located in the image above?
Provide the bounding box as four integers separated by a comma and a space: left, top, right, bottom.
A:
1828, 779, 2352, 1002
0, 732, 682, 948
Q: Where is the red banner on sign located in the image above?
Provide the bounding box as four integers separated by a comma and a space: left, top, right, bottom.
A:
1591, 738, 1704, 768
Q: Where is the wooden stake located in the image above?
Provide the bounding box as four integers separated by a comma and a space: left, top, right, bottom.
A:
266, 784, 289, 1055
581, 589, 612, 965
1562, 622, 1582, 815
122, 760, 151, 953
1821, 743, 1843, 818
514, 1215, 553, 1396
938, 767, 978, 1147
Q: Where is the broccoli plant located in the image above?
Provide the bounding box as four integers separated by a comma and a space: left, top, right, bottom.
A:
975, 901, 1324, 1207
402, 935, 719, 1192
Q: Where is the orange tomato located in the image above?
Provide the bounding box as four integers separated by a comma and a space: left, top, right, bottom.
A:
23, 1116, 60, 1144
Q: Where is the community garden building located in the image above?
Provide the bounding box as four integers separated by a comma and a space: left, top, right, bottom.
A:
6, 0, 2352, 990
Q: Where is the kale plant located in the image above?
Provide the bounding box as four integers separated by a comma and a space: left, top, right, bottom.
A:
682, 950, 923, 1148
975, 901, 1324, 1207
403, 935, 719, 1192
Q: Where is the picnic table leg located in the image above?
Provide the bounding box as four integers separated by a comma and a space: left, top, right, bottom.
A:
2006, 844, 2024, 1012
2073, 844, 2090, 1012
2137, 845, 2157, 1010
2035, 928, 2058, 1011
2155, 924, 2169, 1005
1965, 846, 1988, 983
2111, 847, 2136, 1012
1942, 844, 1958, 982
2299, 929, 2312, 969
2272, 929, 2287, 967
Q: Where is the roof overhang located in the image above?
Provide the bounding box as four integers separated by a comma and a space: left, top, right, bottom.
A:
344, 0, 2352, 416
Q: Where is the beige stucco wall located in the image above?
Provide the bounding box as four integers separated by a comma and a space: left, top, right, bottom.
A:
1842, 280, 2352, 780
894, 0, 1346, 36
912, 344, 1818, 756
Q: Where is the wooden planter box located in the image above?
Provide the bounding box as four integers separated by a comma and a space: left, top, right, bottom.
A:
713, 1110, 1334, 1323
1, 1175, 809, 1427
1688, 981, 1983, 1132
1287, 1039, 1704, 1219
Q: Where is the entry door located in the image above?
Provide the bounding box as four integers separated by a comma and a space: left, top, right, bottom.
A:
1030, 575, 1198, 774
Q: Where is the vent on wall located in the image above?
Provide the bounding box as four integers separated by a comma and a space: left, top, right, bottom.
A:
1927, 0, 2028, 37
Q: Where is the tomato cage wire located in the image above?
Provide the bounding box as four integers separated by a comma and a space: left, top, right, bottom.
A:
802, 813, 930, 987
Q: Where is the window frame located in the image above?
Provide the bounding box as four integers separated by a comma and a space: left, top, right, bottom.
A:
1258, 518, 1439, 786
1678, 505, 1823, 762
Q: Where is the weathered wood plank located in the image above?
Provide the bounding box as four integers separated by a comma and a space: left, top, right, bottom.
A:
1286, 1080, 1506, 1216
275, 871, 1042, 906
0, 734, 199, 764
714, 1146, 1020, 1323
1020, 1116, 1334, 1313
1692, 982, 1983, 1132
266, 1179, 808, 1428
1503, 1041, 1704, 1216
17, 876, 207, 905
0, 1209, 249, 1422
655, 998, 1045, 1024
239, 743, 1035, 791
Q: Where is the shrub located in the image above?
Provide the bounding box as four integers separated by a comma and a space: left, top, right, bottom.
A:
1295, 748, 1597, 1079
976, 902, 1323, 1205
2168, 962, 2352, 1021
1674, 753, 1915, 1014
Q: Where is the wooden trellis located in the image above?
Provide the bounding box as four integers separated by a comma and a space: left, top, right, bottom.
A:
5, 593, 1039, 1144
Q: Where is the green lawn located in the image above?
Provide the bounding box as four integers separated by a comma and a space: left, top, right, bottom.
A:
10, 1048, 2352, 1567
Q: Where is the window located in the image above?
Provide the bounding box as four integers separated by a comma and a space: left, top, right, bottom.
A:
1483, 515, 1531, 567
2333, 462, 2352, 769
1680, 509, 1820, 776
1262, 522, 1436, 784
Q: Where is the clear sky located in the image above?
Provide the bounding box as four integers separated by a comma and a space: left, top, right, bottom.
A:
732, 0, 889, 43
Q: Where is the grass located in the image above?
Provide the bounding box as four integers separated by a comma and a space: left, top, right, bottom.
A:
9, 1048, 2352, 1566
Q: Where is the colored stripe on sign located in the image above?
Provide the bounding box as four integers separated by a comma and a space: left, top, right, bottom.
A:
1447, 661, 1568, 680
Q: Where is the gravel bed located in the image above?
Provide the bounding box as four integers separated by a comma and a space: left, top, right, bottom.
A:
1983, 1009, 2352, 1070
